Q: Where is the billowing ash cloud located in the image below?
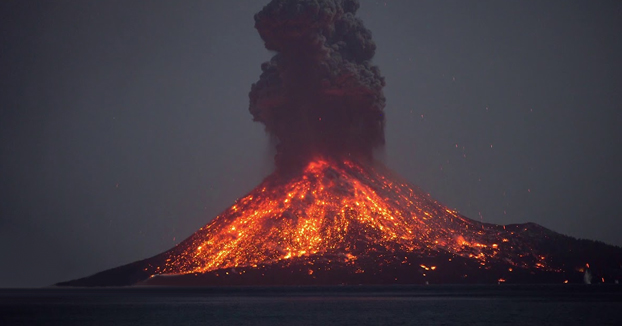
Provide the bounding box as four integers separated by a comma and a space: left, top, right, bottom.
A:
249, 0, 385, 170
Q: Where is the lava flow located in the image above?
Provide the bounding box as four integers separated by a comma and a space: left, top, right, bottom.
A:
159, 157, 554, 276
58, 156, 622, 287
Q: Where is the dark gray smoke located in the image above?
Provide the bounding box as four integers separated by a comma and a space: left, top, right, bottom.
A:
249, 0, 385, 170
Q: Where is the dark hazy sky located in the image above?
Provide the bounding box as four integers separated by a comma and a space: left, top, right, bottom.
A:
1, 0, 620, 287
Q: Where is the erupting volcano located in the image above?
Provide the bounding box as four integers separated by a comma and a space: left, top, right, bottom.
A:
59, 0, 621, 287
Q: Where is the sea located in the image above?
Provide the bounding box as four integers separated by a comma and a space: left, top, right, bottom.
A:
1, 285, 621, 325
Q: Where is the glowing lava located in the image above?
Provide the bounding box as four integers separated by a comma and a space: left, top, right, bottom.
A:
57, 156, 622, 286
154, 157, 557, 277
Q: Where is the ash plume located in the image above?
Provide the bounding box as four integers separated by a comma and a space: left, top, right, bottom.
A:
249, 0, 386, 170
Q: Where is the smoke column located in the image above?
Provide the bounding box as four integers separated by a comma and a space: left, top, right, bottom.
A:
249, 0, 386, 171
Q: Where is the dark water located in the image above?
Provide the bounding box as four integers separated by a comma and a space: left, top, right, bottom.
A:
1, 285, 621, 325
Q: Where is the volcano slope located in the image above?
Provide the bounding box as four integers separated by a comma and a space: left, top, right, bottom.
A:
57, 157, 622, 286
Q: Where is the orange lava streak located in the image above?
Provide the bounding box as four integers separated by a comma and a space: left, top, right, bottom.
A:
159, 157, 552, 275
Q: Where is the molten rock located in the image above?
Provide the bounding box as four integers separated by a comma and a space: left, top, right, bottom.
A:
58, 158, 622, 286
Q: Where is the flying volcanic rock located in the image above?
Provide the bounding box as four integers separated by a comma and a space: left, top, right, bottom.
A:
57, 0, 622, 287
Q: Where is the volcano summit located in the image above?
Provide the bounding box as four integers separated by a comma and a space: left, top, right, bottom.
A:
58, 0, 621, 287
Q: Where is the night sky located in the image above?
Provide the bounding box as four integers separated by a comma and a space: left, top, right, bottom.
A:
1, 0, 620, 288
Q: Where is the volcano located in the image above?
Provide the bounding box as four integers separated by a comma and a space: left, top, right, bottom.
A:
58, 157, 622, 286
57, 0, 621, 286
